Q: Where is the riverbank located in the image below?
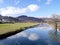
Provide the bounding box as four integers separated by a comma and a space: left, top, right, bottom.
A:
0, 23, 39, 39
47, 22, 60, 30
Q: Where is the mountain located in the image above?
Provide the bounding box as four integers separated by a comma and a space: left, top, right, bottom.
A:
0, 15, 19, 23
17, 15, 44, 22
0, 15, 45, 23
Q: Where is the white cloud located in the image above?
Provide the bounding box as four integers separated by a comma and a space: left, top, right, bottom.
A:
27, 4, 40, 12
28, 33, 39, 41
45, 0, 53, 5
0, 4, 40, 16
0, 6, 27, 16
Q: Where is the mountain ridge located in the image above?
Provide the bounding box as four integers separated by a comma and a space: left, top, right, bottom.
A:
0, 15, 44, 23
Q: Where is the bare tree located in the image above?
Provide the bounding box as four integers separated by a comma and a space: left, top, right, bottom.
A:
51, 14, 60, 31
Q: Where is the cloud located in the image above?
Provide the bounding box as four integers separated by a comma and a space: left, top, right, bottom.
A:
0, 4, 40, 16
28, 33, 39, 41
0, 6, 27, 16
45, 0, 53, 5
27, 4, 40, 12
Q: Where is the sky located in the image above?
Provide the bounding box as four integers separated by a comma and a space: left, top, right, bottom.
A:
0, 0, 60, 17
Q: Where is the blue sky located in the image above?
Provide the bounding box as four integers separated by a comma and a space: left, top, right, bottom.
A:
0, 0, 60, 17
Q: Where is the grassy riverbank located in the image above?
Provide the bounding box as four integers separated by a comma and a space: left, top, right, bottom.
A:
57, 22, 60, 29
0, 23, 39, 34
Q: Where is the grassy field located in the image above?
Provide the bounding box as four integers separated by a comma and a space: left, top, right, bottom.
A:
0, 23, 39, 34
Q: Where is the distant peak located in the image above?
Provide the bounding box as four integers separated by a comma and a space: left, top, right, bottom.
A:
18, 15, 28, 18
20, 15, 27, 17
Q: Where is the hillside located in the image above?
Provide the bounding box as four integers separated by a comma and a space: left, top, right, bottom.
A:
0, 15, 44, 23
17, 15, 44, 22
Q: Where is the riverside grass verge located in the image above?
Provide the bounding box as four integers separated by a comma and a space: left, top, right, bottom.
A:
0, 23, 39, 39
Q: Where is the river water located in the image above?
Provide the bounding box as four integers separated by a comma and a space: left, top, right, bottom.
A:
0, 24, 60, 45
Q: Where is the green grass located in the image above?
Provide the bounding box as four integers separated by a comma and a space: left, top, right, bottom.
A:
0, 23, 39, 34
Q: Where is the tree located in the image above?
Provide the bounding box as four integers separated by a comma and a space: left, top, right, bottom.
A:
51, 14, 60, 21
51, 14, 60, 31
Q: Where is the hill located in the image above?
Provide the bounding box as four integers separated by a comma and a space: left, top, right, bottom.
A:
0, 15, 44, 23
17, 15, 44, 22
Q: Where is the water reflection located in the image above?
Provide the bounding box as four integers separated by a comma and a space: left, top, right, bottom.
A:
8, 32, 39, 41
28, 33, 39, 41
0, 24, 60, 45
0, 42, 4, 45
49, 30, 60, 42
8, 32, 28, 39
